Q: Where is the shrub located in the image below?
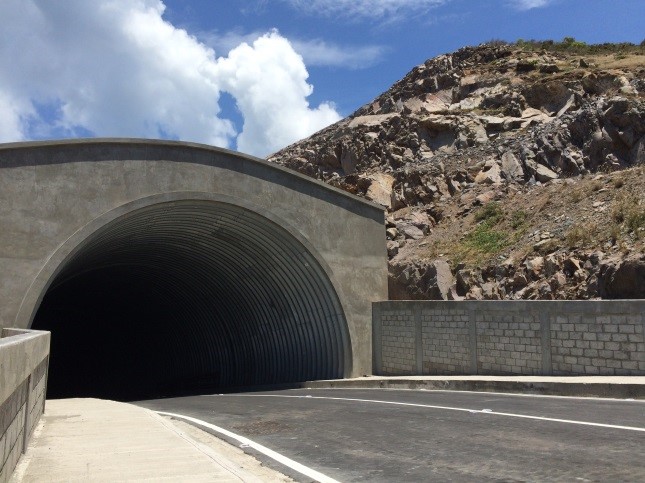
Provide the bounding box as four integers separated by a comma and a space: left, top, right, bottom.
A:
474, 202, 503, 223
612, 193, 645, 238
566, 223, 596, 248
464, 224, 508, 253
510, 210, 528, 229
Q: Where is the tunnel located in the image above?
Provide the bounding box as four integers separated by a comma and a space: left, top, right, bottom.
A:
31, 200, 350, 401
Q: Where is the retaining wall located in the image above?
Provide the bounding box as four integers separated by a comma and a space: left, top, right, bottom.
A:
372, 301, 645, 376
0, 329, 50, 483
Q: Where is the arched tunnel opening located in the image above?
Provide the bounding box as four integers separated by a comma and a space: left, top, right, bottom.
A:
31, 200, 350, 401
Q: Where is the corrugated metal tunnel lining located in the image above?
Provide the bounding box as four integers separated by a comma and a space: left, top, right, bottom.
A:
32, 200, 350, 400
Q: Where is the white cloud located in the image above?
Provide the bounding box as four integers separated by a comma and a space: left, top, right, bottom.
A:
202, 29, 385, 70
0, 0, 340, 157
290, 39, 386, 69
284, 0, 446, 21
509, 0, 554, 10
214, 32, 341, 156
0, 92, 32, 142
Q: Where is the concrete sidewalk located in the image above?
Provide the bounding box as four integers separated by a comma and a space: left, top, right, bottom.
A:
303, 375, 645, 398
11, 398, 291, 482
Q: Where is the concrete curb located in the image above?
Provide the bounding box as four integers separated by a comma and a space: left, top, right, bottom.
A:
301, 378, 645, 399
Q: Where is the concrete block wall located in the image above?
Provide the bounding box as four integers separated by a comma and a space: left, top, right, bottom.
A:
476, 312, 543, 375
380, 309, 416, 374
550, 314, 644, 375
421, 307, 470, 374
373, 301, 645, 377
0, 329, 50, 483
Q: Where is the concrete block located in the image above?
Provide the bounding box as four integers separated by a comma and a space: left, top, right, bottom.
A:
613, 351, 629, 360
611, 315, 627, 324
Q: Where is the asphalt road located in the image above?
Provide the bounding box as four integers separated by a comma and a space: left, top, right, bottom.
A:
136, 388, 645, 482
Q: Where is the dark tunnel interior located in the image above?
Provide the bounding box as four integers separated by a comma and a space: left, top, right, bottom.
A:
31, 201, 349, 401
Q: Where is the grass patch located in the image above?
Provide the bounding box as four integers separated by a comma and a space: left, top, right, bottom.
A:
450, 202, 519, 264
566, 223, 597, 248
570, 189, 583, 203
474, 201, 504, 223
514, 38, 644, 56
463, 224, 509, 253
589, 180, 603, 192
612, 193, 645, 239
510, 210, 528, 229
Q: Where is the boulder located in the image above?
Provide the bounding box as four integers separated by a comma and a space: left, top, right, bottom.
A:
388, 259, 455, 300
340, 146, 358, 174
598, 256, 645, 299
511, 271, 529, 290
398, 223, 424, 240
456, 268, 482, 296
500, 151, 524, 181
534, 164, 559, 183
365, 173, 395, 208
631, 135, 645, 164
481, 282, 502, 300
475, 190, 496, 205
525, 256, 544, 278
475, 162, 503, 185
387, 241, 400, 258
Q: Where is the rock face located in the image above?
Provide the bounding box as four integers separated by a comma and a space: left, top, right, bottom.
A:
598, 255, 645, 299
269, 42, 645, 300
389, 259, 454, 300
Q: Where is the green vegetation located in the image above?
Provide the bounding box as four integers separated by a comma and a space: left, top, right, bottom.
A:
566, 223, 595, 248
613, 193, 645, 239
474, 201, 504, 223
514, 37, 644, 55
451, 202, 530, 265
510, 210, 528, 229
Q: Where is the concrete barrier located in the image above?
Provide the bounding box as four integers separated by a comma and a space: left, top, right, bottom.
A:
0, 329, 50, 483
373, 301, 645, 376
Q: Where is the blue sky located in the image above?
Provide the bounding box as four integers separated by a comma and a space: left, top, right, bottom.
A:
0, 0, 643, 156
165, 0, 645, 115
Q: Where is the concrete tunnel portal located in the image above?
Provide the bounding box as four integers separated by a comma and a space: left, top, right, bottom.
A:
32, 201, 350, 400
0, 139, 387, 401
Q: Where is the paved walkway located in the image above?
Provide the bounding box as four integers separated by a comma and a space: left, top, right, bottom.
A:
11, 398, 291, 482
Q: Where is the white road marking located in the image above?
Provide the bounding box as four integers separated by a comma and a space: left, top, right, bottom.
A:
217, 394, 645, 433
156, 411, 340, 483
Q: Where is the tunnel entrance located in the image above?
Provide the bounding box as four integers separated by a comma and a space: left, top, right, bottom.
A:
32, 200, 349, 401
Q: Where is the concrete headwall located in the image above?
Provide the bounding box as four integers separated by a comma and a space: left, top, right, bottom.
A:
373, 301, 645, 376
0, 139, 387, 381
0, 329, 50, 483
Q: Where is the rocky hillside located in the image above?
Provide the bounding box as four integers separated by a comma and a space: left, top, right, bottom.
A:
269, 40, 645, 300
